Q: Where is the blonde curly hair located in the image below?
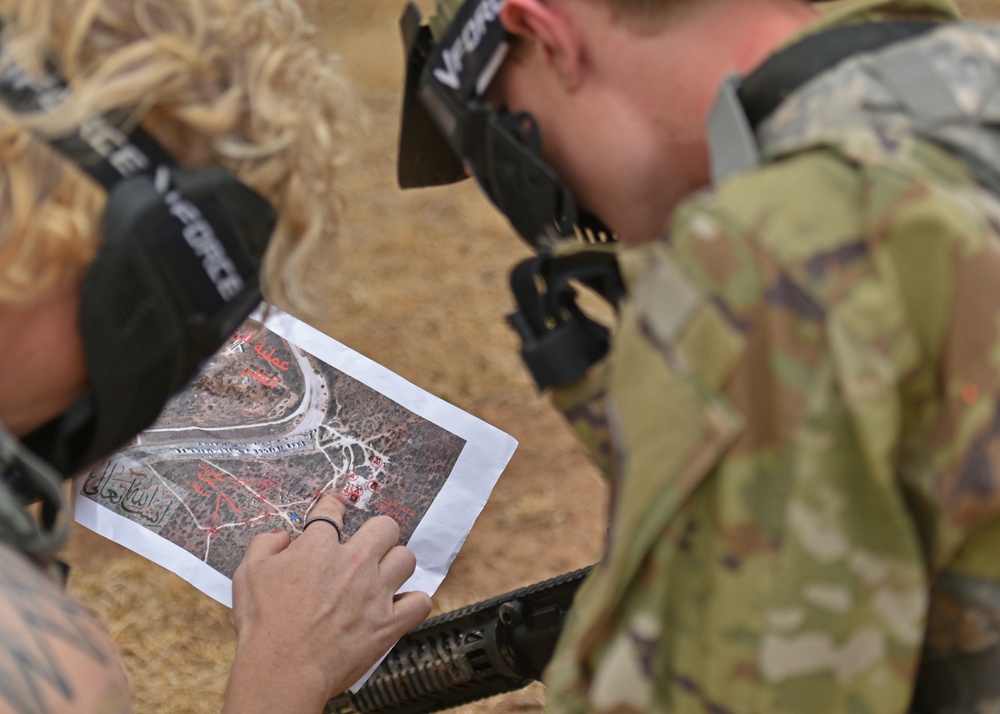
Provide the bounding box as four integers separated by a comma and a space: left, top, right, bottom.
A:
0, 0, 358, 321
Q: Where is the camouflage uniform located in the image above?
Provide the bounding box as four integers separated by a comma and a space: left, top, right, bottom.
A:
543, 1, 1000, 712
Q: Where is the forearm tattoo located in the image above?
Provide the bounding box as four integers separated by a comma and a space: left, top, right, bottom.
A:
0, 545, 123, 713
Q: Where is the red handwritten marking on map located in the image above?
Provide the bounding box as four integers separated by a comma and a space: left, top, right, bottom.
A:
340, 484, 363, 504
198, 473, 220, 488
253, 343, 290, 371
189, 465, 237, 522
213, 492, 242, 523
374, 500, 411, 528
252, 477, 274, 496
193, 465, 225, 498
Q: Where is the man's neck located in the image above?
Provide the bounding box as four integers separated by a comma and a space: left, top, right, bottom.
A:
582, 0, 820, 242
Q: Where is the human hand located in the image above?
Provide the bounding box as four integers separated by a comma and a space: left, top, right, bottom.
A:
223, 494, 432, 713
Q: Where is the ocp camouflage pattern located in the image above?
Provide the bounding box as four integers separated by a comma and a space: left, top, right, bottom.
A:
542, 1, 1000, 712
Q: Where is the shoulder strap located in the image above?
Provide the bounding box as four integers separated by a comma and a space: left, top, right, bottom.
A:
740, 21, 942, 129
709, 20, 944, 182
0, 424, 67, 564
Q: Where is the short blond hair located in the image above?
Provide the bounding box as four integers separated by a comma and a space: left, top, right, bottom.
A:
581, 0, 814, 33
432, 0, 815, 40
0, 0, 358, 321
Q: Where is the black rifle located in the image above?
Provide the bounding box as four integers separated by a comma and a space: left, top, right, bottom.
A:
324, 565, 593, 714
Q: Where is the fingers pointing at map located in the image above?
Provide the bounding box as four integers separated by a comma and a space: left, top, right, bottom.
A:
226, 492, 432, 712
301, 494, 347, 539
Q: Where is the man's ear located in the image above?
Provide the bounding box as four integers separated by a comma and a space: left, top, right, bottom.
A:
499, 0, 584, 90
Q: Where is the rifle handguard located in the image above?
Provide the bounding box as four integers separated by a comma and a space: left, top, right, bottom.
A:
325, 566, 593, 714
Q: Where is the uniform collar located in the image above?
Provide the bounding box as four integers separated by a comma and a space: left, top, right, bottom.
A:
791, 0, 961, 45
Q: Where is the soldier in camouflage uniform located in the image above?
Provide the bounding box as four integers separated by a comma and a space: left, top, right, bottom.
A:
402, 0, 1000, 710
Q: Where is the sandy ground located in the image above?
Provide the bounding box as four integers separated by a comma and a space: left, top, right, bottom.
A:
59, 1, 1000, 712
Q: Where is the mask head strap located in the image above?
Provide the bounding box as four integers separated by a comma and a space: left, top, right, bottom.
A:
0, 45, 276, 477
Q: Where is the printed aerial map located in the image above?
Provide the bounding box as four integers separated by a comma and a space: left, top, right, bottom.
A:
78, 316, 468, 580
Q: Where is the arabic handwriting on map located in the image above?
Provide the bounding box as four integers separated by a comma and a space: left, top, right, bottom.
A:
254, 343, 289, 371
372, 499, 415, 528
231, 331, 256, 347
241, 366, 281, 389
81, 462, 175, 527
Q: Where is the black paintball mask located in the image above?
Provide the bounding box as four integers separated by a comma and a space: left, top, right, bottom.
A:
0, 54, 276, 480
397, 0, 613, 249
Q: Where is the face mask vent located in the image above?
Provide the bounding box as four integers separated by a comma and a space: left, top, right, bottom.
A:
568, 206, 616, 246
470, 109, 580, 249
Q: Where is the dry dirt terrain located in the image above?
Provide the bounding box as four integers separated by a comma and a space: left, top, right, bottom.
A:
60, 1, 1000, 712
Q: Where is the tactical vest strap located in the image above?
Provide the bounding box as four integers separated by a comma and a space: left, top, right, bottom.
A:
0, 423, 68, 564
738, 20, 942, 130
709, 20, 944, 183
